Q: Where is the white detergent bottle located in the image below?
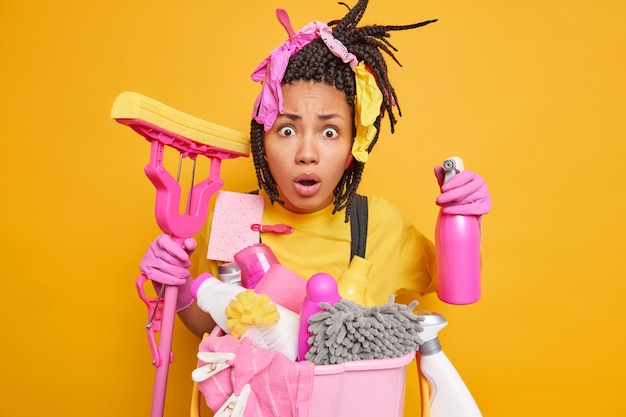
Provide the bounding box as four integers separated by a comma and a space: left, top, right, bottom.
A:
190, 273, 245, 332
419, 313, 482, 417
190, 272, 299, 360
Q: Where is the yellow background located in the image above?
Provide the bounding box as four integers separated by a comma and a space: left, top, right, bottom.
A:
1, 0, 625, 416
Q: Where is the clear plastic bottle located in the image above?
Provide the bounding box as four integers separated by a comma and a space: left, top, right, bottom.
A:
336, 255, 375, 306
435, 156, 482, 305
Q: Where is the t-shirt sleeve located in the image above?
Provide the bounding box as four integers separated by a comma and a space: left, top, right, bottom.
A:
393, 216, 437, 304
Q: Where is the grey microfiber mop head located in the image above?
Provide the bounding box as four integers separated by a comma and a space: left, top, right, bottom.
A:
304, 297, 424, 365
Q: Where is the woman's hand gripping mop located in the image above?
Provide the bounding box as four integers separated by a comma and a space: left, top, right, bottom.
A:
111, 92, 250, 417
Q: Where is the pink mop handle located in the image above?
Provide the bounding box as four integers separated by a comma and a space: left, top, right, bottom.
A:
144, 150, 227, 417
116, 116, 245, 417
151, 283, 178, 417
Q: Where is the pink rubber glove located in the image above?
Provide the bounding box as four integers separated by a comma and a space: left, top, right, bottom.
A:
434, 167, 492, 216
139, 234, 198, 311
140, 234, 197, 284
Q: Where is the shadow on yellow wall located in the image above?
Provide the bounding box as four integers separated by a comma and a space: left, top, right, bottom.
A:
1, 1, 625, 416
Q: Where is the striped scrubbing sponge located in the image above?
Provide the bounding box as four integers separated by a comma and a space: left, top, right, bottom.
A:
111, 91, 250, 156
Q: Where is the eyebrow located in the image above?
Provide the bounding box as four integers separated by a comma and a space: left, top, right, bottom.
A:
279, 112, 345, 121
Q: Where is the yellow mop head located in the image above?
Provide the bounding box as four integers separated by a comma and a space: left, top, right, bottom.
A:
111, 91, 250, 156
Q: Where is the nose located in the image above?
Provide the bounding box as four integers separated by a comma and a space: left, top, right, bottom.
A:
295, 135, 318, 164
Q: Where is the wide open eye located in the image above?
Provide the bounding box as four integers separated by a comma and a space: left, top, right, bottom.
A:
322, 127, 339, 139
278, 125, 296, 137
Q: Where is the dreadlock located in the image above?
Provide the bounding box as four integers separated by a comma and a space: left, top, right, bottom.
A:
251, 0, 436, 221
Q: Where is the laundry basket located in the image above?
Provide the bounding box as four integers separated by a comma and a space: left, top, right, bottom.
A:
308, 351, 415, 417
194, 327, 416, 417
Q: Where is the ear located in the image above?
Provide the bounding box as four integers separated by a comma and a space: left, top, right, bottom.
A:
345, 154, 354, 170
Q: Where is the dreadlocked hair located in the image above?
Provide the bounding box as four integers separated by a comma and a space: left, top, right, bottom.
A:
251, 0, 437, 221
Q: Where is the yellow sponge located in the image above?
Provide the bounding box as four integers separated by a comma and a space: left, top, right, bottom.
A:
111, 91, 250, 156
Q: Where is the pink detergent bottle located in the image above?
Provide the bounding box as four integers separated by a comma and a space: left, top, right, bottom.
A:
435, 156, 482, 305
298, 273, 341, 361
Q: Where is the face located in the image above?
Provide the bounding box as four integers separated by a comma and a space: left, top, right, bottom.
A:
264, 80, 354, 214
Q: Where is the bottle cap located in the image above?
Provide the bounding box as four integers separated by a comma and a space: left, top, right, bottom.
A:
343, 255, 372, 286
190, 272, 216, 299
306, 273, 341, 302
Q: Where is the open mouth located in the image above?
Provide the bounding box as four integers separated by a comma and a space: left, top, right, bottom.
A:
293, 174, 321, 197
298, 179, 318, 187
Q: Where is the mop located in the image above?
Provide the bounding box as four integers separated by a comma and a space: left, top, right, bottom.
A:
111, 91, 249, 417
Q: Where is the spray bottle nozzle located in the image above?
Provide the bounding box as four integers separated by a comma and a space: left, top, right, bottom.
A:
442, 156, 465, 183
418, 312, 448, 343
443, 159, 456, 172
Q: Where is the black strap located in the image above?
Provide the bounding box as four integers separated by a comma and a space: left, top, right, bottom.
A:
252, 190, 367, 260
350, 194, 368, 260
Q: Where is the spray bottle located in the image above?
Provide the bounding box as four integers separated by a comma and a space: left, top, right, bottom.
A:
418, 312, 482, 417
435, 156, 482, 305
